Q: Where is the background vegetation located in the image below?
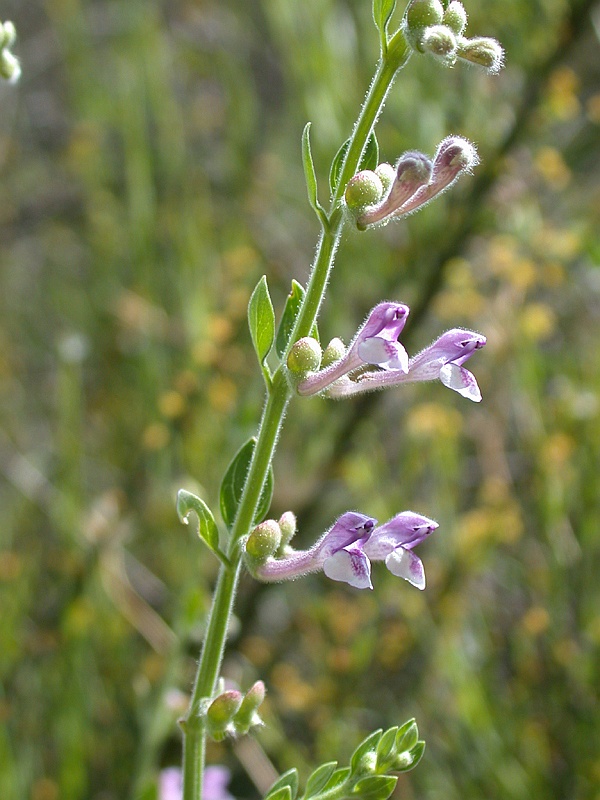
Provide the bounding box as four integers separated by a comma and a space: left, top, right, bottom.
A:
1, 0, 599, 798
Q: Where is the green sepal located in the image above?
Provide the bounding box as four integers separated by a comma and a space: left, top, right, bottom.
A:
350, 729, 382, 774
352, 775, 397, 800
329, 132, 379, 196
372, 0, 398, 50
264, 769, 299, 800
219, 437, 274, 530
400, 741, 426, 772
275, 279, 319, 359
304, 762, 338, 798
248, 275, 275, 380
177, 489, 221, 556
302, 122, 328, 229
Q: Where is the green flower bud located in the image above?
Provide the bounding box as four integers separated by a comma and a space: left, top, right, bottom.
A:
2, 21, 17, 48
443, 1, 467, 35
321, 337, 346, 367
278, 511, 297, 546
0, 48, 20, 83
245, 520, 282, 562
420, 25, 457, 65
344, 170, 384, 211
287, 337, 322, 374
404, 0, 444, 50
457, 36, 505, 74
206, 690, 243, 741
234, 680, 266, 735
375, 163, 396, 196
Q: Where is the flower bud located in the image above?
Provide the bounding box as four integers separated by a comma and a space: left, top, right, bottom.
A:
245, 520, 282, 562
420, 25, 457, 65
0, 48, 20, 83
234, 680, 266, 735
374, 163, 396, 195
278, 511, 297, 546
1, 21, 16, 48
404, 0, 444, 49
206, 690, 243, 741
443, 1, 468, 35
287, 337, 322, 374
321, 337, 346, 367
344, 170, 384, 212
457, 36, 505, 74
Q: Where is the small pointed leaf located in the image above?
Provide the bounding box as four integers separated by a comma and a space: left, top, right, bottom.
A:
372, 0, 397, 37
352, 775, 397, 800
264, 769, 299, 800
302, 122, 328, 226
350, 729, 383, 774
248, 275, 275, 368
375, 727, 398, 770
275, 280, 319, 358
304, 762, 338, 798
177, 489, 219, 553
219, 438, 274, 529
323, 768, 351, 792
395, 719, 418, 754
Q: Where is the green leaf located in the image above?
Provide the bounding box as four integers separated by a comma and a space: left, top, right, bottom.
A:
177, 489, 219, 553
375, 727, 398, 770
350, 729, 383, 774
275, 280, 319, 359
219, 438, 274, 529
248, 275, 275, 369
264, 769, 299, 800
264, 789, 292, 800
302, 122, 328, 227
352, 775, 397, 800
304, 762, 338, 798
395, 718, 418, 755
372, 0, 397, 38
322, 767, 351, 792
329, 132, 379, 195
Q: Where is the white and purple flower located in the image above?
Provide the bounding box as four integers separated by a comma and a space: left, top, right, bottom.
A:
250, 510, 438, 591
297, 302, 410, 396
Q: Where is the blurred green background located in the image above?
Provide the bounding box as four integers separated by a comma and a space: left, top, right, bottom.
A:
1, 0, 599, 798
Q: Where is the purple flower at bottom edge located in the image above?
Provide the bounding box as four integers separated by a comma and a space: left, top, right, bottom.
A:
159, 766, 233, 800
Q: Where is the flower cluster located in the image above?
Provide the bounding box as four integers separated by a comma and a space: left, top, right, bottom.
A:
295, 301, 486, 403
246, 510, 438, 591
345, 137, 478, 230
403, 0, 504, 73
0, 21, 20, 84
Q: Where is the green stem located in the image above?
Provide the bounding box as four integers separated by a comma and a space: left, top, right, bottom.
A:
180, 31, 411, 800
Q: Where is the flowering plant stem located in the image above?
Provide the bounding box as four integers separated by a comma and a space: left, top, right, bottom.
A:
180, 31, 410, 800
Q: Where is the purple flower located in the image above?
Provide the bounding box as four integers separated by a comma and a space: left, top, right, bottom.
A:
357, 137, 478, 228
251, 511, 438, 591
159, 766, 233, 800
327, 328, 486, 402
298, 302, 410, 396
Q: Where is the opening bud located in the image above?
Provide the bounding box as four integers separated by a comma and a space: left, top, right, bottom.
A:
457, 36, 505, 74
278, 511, 297, 547
245, 520, 282, 562
420, 25, 458, 65
287, 337, 322, 374
234, 681, 266, 735
322, 337, 346, 367
344, 170, 384, 212
443, 1, 468, 35
206, 690, 244, 741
